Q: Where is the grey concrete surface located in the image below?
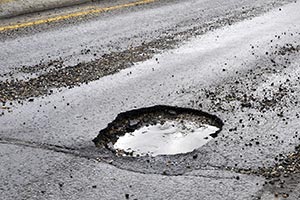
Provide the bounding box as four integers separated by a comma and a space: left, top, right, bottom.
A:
0, 0, 300, 199
0, 0, 93, 18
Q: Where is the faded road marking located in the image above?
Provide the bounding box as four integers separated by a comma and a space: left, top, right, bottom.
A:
0, 0, 14, 4
0, 0, 157, 32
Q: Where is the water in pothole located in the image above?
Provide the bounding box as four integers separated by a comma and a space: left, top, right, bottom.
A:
114, 120, 219, 156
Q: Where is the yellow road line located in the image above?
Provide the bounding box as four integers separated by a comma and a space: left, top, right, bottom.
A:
0, 0, 156, 32
0, 0, 14, 4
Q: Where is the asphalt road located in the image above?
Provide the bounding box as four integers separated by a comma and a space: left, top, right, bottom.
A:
1, 0, 300, 199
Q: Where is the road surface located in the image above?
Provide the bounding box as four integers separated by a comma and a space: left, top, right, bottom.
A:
0, 0, 300, 199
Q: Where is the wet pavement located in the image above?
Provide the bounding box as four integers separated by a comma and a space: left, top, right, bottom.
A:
1, 0, 300, 199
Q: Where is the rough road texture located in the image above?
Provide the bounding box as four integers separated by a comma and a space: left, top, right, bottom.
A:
1, 0, 300, 199
0, 0, 92, 18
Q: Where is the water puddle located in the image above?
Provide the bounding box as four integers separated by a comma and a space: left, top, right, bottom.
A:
114, 120, 219, 156
93, 105, 223, 157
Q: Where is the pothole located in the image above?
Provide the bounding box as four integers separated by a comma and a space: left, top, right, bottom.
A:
114, 120, 220, 157
93, 105, 223, 157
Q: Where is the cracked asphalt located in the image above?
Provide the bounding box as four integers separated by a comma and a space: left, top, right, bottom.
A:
1, 0, 300, 199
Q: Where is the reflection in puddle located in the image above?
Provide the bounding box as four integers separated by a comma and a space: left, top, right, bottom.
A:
114, 120, 219, 156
